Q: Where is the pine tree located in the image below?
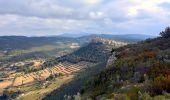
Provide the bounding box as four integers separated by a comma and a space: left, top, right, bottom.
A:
160, 27, 170, 38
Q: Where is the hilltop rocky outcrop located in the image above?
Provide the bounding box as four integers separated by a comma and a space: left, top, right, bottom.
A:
91, 37, 128, 47
91, 37, 127, 68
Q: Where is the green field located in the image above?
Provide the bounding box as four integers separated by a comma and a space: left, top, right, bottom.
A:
0, 42, 77, 62
9, 42, 72, 56
16, 75, 74, 100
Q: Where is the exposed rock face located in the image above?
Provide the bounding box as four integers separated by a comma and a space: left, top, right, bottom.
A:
91, 37, 126, 68
165, 59, 170, 63
91, 37, 127, 47
106, 52, 117, 68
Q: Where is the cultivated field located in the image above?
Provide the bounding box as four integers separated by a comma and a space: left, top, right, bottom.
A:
0, 61, 93, 95
16, 75, 74, 100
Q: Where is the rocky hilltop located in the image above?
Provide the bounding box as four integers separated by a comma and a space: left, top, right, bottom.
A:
91, 37, 128, 47
91, 37, 127, 68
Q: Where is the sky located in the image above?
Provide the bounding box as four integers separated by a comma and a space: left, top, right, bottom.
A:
0, 0, 170, 36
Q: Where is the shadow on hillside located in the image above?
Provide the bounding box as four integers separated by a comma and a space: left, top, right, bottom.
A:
43, 62, 107, 100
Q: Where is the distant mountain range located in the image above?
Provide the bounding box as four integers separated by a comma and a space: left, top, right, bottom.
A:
58, 33, 93, 38
0, 34, 157, 51
60, 33, 156, 42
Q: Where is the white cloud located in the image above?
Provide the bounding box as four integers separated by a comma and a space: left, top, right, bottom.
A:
127, 7, 138, 17
85, 0, 101, 5
0, 0, 170, 36
89, 11, 104, 19
0, 14, 18, 27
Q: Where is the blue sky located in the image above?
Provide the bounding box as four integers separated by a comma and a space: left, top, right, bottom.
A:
0, 0, 170, 36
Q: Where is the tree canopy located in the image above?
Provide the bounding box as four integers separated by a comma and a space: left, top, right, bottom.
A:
160, 27, 170, 38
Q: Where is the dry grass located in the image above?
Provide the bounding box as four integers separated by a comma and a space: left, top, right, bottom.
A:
17, 75, 74, 100
12, 62, 90, 87
0, 61, 93, 97
0, 80, 12, 94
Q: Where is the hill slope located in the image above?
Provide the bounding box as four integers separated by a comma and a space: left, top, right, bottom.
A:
43, 38, 127, 100
0, 36, 76, 51
63, 34, 156, 43
0, 34, 151, 51
81, 36, 170, 99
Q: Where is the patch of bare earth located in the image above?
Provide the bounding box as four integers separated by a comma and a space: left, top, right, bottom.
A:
17, 75, 74, 100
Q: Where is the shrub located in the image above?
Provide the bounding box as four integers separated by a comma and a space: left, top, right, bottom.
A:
148, 62, 169, 79
126, 87, 140, 100
142, 92, 152, 100
2, 90, 21, 99
149, 75, 170, 95
142, 51, 157, 59
117, 94, 130, 100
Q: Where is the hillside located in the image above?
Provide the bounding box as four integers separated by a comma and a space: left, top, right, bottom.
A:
0, 34, 136, 51
95, 34, 156, 43
54, 37, 127, 63
60, 34, 155, 43
0, 36, 77, 50
42, 38, 127, 100
0, 34, 157, 100
41, 39, 112, 69
0, 34, 149, 61
0, 35, 129, 62
56, 43, 110, 63
0, 36, 127, 100
80, 29, 170, 100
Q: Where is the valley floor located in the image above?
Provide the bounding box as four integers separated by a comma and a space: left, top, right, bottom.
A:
0, 61, 94, 100
16, 75, 74, 100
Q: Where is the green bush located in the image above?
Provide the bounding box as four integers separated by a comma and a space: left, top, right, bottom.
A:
126, 87, 140, 100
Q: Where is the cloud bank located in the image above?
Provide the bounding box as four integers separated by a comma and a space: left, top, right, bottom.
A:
0, 0, 170, 36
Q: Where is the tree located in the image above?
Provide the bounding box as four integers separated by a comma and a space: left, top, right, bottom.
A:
160, 27, 170, 38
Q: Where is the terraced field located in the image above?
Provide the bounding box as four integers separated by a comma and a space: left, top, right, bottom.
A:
16, 75, 74, 100
0, 61, 93, 93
